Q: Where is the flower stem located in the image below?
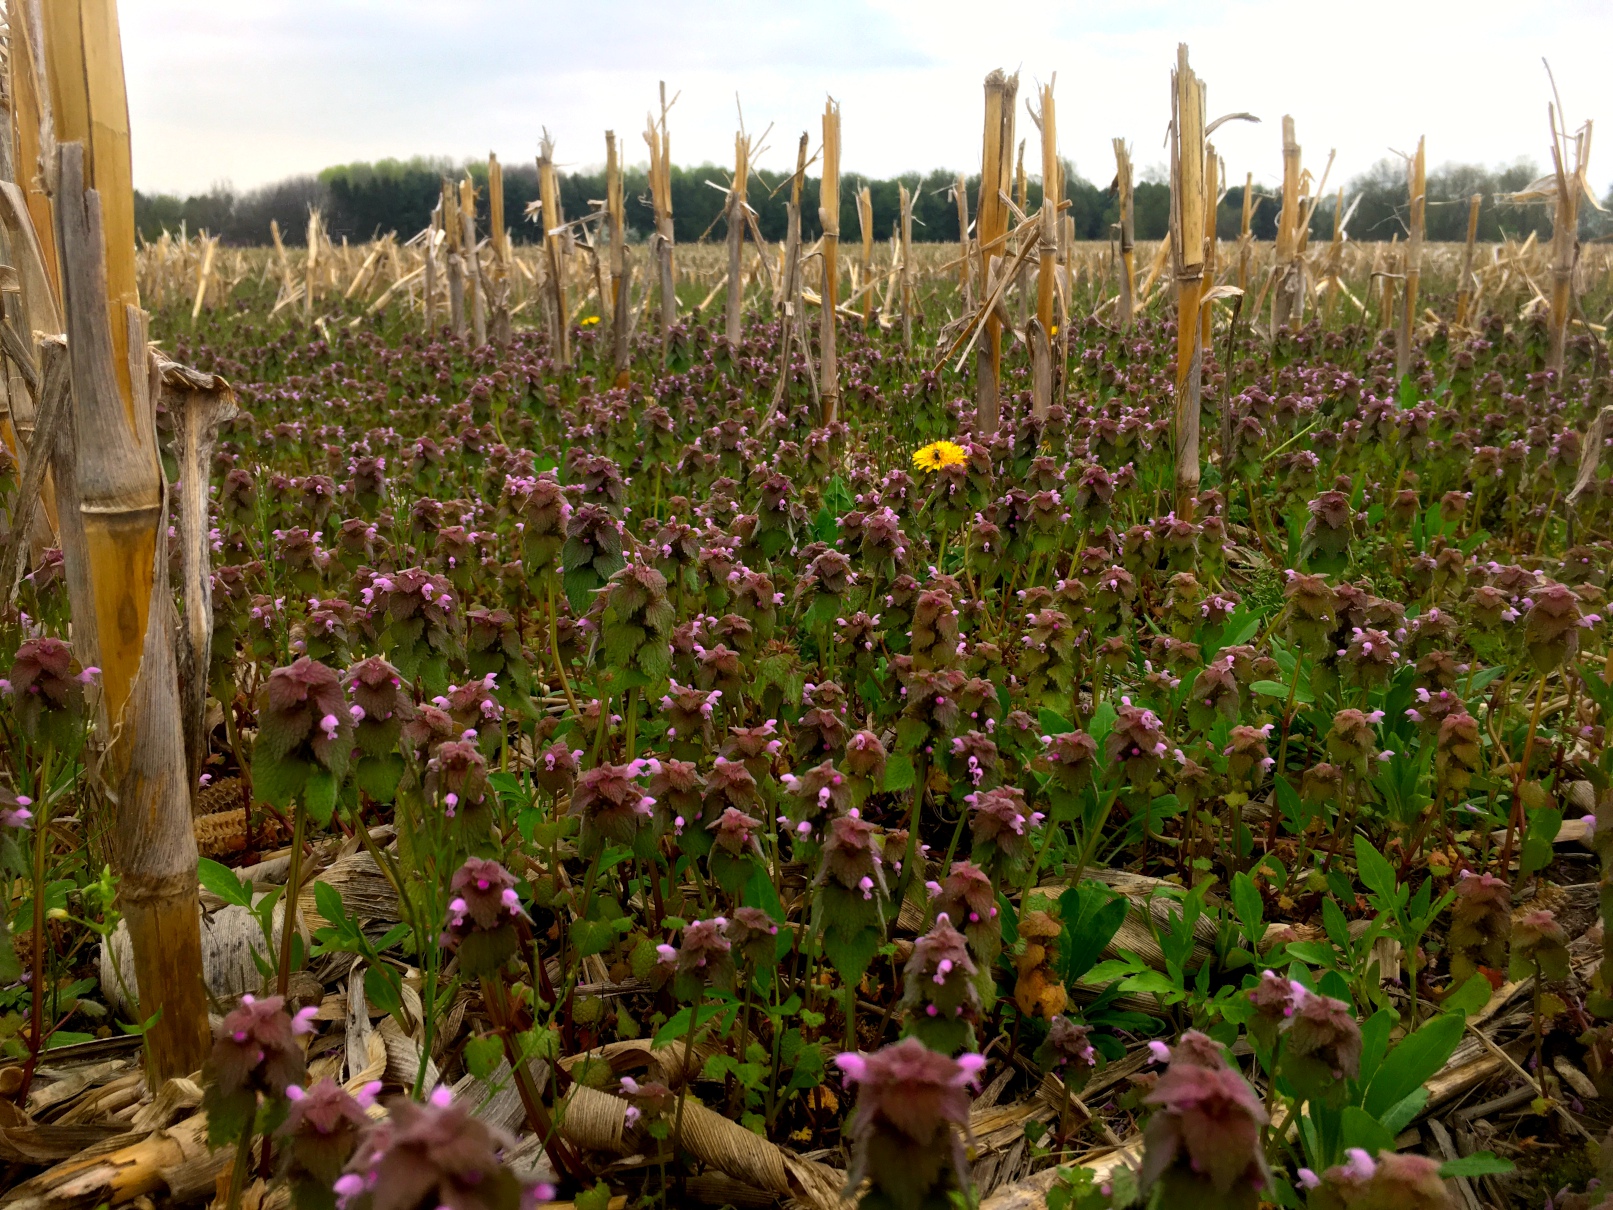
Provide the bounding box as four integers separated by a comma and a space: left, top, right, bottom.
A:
276, 801, 308, 998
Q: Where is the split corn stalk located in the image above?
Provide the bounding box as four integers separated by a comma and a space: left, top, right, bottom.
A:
725, 129, 749, 347
604, 134, 628, 373
1170, 43, 1206, 515
1271, 115, 1304, 333
644, 82, 676, 360
40, 0, 210, 1084
441, 177, 465, 338
1455, 192, 1482, 328
819, 97, 841, 423
460, 176, 484, 345
975, 68, 1017, 436
538, 132, 569, 366
857, 184, 874, 329
1396, 136, 1425, 380
1030, 79, 1058, 422
1112, 138, 1134, 329
488, 152, 512, 345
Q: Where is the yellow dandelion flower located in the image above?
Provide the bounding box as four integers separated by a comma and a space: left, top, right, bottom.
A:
580, 315, 601, 327
913, 440, 968, 473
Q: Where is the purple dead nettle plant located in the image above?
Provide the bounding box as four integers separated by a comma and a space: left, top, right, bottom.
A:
1139, 1029, 1271, 1210
333, 1086, 548, 1210
900, 912, 982, 1055
440, 856, 584, 1184
203, 993, 315, 1210
835, 1037, 985, 1210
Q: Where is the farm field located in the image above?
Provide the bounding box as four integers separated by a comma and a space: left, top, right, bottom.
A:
5, 10, 1613, 1210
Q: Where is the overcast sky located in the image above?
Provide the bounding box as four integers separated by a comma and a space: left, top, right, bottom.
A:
121, 0, 1613, 202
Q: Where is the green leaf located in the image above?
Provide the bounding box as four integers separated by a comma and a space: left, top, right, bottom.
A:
1379, 1086, 1429, 1134
1057, 881, 1129, 986
1118, 970, 1180, 996
354, 753, 404, 803
652, 1002, 727, 1048
1086, 701, 1117, 756
1363, 1011, 1464, 1119
314, 882, 346, 930
197, 858, 253, 908
1038, 708, 1075, 737
882, 752, 915, 793
1519, 808, 1563, 879
1438, 1153, 1515, 1178
1231, 871, 1263, 940
365, 964, 405, 1021
1353, 835, 1399, 907
464, 1035, 504, 1081
1443, 972, 1494, 1018
823, 926, 879, 984
303, 768, 339, 826
1340, 1104, 1396, 1156
572, 918, 617, 958
742, 866, 786, 926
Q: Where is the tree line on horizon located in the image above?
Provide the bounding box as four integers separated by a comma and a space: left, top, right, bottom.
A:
135, 153, 1610, 251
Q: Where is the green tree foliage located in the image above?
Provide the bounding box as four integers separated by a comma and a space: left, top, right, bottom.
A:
135, 153, 1613, 248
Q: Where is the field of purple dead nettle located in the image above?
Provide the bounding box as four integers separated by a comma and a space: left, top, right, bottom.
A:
7, 292, 1613, 1209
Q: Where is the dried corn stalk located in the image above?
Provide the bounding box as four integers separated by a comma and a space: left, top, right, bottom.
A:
460, 176, 484, 344
441, 177, 464, 337
1170, 44, 1206, 514
1112, 138, 1135, 329
538, 131, 569, 366
975, 69, 1017, 436
1030, 80, 1059, 422
1455, 192, 1482, 327
857, 184, 874, 328
1396, 136, 1425, 380
644, 82, 676, 360
488, 152, 512, 345
725, 129, 749, 347
1271, 115, 1304, 333
39, 0, 210, 1084
604, 134, 628, 373
898, 181, 914, 350
819, 97, 841, 423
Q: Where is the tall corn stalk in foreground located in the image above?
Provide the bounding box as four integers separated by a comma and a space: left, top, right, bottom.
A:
1112, 138, 1135, 329
975, 69, 1017, 436
488, 152, 512, 345
39, 0, 210, 1083
953, 172, 971, 306
1199, 142, 1219, 350
1169, 44, 1206, 516
898, 181, 913, 351
643, 82, 677, 360
1522, 88, 1595, 375
441, 177, 465, 338
1396, 136, 1425, 381
819, 97, 841, 424
1029, 79, 1058, 422
857, 184, 874, 329
422, 204, 438, 334
538, 131, 569, 367
1455, 192, 1482, 328
460, 176, 484, 345
1236, 171, 1253, 293
724, 129, 749, 347
767, 132, 817, 421
0, 6, 62, 560
1271, 115, 1304, 333
604, 133, 629, 376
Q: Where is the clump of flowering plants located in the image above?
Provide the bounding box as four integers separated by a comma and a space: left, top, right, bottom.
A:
13, 231, 1598, 1210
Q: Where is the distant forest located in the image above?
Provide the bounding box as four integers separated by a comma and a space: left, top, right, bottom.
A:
134, 154, 1613, 249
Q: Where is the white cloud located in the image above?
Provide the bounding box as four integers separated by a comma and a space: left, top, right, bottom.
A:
121, 0, 1613, 199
